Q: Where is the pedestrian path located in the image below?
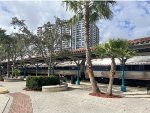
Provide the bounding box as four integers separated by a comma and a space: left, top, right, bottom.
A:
1, 81, 150, 113
0, 94, 10, 113
8, 92, 33, 113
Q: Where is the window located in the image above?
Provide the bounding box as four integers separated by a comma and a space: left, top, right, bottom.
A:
93, 66, 110, 71
116, 65, 121, 71
132, 65, 140, 71
125, 65, 132, 71
144, 65, 150, 71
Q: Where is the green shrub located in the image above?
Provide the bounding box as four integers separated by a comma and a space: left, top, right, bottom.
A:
15, 69, 21, 76
12, 69, 21, 77
26, 76, 60, 90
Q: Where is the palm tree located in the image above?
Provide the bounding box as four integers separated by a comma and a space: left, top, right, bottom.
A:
116, 40, 136, 92
63, 0, 116, 93
95, 39, 127, 96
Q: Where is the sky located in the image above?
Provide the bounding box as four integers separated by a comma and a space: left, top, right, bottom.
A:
0, 0, 150, 42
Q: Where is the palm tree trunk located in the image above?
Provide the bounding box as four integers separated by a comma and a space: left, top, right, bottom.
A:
107, 57, 116, 96
83, 1, 100, 93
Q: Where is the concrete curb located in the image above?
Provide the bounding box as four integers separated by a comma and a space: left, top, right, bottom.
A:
42, 83, 68, 92
4, 78, 24, 82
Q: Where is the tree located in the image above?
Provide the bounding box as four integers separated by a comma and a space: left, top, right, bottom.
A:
95, 39, 127, 96
0, 28, 12, 77
0, 31, 30, 78
0, 29, 7, 62
11, 17, 71, 76
7, 33, 30, 77
63, 0, 116, 93
116, 39, 136, 92
0, 29, 7, 79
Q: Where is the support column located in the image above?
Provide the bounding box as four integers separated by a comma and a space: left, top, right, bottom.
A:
36, 64, 38, 76
76, 63, 80, 85
23, 65, 26, 78
52, 66, 55, 75
121, 63, 126, 92
11, 65, 13, 77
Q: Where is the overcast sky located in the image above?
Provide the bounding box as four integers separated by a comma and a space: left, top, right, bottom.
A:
0, 0, 150, 42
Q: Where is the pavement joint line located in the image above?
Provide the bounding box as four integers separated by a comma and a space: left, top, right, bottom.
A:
1, 95, 10, 113
2, 94, 13, 113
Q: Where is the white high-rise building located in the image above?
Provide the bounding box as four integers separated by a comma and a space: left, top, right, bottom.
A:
59, 25, 71, 50
71, 20, 99, 49
37, 27, 43, 36
37, 24, 71, 50
37, 20, 99, 50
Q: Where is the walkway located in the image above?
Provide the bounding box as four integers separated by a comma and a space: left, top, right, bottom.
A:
0, 94, 9, 113
8, 92, 32, 113
0, 81, 150, 113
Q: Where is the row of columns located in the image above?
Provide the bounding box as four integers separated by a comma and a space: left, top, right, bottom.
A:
17, 59, 126, 92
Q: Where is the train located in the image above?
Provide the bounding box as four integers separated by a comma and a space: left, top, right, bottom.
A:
21, 56, 150, 85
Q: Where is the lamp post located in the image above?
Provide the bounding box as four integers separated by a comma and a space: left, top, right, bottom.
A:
121, 60, 126, 92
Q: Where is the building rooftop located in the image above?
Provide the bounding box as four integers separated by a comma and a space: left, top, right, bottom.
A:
129, 37, 150, 44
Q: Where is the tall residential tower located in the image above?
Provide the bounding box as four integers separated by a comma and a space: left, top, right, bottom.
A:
71, 20, 99, 49
37, 20, 99, 50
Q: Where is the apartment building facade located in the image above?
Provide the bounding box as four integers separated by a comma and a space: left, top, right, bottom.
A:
71, 20, 99, 49
37, 20, 99, 50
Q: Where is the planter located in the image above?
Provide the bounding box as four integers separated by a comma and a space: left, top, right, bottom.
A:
0, 87, 9, 94
4, 77, 24, 82
42, 83, 68, 92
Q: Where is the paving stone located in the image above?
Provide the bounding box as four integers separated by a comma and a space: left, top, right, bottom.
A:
1, 81, 150, 113
8, 92, 33, 113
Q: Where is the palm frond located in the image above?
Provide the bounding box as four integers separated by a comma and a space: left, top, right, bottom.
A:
89, 12, 99, 23
63, 0, 83, 13
67, 12, 83, 25
90, 1, 116, 21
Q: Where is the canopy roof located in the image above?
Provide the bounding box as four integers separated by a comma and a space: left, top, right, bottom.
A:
56, 56, 150, 66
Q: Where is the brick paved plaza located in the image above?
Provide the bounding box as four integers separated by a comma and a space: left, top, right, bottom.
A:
0, 81, 150, 113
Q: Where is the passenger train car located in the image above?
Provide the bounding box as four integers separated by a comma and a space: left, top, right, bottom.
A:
21, 56, 150, 83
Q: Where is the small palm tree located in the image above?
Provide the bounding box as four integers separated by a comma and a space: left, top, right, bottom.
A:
95, 38, 127, 96
63, 0, 116, 93
116, 40, 136, 92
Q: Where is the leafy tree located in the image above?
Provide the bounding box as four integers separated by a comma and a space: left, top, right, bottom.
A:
11, 17, 71, 76
63, 0, 116, 93
95, 39, 128, 95
0, 28, 12, 77
7, 33, 31, 77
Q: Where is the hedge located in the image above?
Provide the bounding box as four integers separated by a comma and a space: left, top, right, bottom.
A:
26, 76, 60, 90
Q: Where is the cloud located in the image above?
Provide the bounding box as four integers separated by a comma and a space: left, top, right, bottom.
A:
0, 1, 150, 42
99, 1, 150, 42
0, 1, 73, 34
